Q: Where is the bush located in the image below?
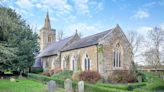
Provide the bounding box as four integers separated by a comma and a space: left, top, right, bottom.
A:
72, 71, 80, 81
29, 73, 147, 92
79, 71, 101, 83
96, 82, 146, 91
28, 73, 65, 87
30, 67, 43, 74
52, 70, 73, 80
42, 71, 50, 76
49, 67, 61, 76
109, 70, 137, 83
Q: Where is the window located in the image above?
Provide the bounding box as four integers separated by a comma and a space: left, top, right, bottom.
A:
113, 43, 121, 67
71, 56, 77, 71
48, 35, 51, 42
61, 58, 67, 70
84, 54, 90, 70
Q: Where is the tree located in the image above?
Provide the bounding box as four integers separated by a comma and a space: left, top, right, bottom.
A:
57, 30, 64, 41
126, 31, 143, 74
144, 27, 164, 70
126, 31, 143, 60
0, 7, 39, 72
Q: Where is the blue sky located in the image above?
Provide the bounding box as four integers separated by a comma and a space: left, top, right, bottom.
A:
3, 0, 164, 37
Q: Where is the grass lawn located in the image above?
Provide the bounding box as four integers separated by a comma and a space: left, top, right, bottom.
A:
0, 79, 64, 92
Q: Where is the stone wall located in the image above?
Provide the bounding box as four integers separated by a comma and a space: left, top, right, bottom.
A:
40, 29, 56, 52
42, 55, 60, 71
61, 45, 98, 71
99, 26, 133, 76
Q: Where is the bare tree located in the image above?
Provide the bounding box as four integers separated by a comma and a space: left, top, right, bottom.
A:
126, 31, 143, 62
144, 27, 164, 70
126, 31, 144, 75
57, 30, 64, 41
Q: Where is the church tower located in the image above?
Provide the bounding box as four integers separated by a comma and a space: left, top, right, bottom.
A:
39, 12, 56, 52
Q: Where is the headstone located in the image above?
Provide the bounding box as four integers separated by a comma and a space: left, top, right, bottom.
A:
1, 77, 3, 79
10, 78, 16, 82
64, 79, 72, 92
47, 80, 56, 92
78, 81, 84, 92
137, 75, 142, 83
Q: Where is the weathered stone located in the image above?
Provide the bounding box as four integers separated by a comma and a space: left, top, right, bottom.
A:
61, 45, 98, 71
1, 76, 3, 79
10, 78, 16, 82
47, 80, 56, 92
64, 79, 72, 92
78, 81, 84, 92
137, 75, 142, 83
72, 71, 80, 81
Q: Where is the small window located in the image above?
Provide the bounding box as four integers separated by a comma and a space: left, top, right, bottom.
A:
71, 56, 77, 71
113, 43, 121, 67
84, 54, 90, 70
48, 35, 51, 42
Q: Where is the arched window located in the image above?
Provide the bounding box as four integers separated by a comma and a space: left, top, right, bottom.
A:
83, 54, 91, 70
113, 43, 121, 67
61, 57, 67, 70
48, 35, 51, 42
70, 55, 77, 71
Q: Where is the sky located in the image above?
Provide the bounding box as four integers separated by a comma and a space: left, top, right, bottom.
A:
1, 0, 164, 64
2, 0, 164, 38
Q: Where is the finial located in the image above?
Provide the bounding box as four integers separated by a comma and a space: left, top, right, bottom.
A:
116, 24, 119, 27
75, 29, 78, 34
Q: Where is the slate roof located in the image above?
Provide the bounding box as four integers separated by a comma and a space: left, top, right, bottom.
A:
38, 36, 74, 57
33, 57, 42, 67
61, 29, 113, 51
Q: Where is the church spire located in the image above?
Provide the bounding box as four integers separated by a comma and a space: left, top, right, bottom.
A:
44, 12, 51, 29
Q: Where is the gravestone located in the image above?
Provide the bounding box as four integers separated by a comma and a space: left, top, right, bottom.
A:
10, 78, 16, 82
78, 81, 84, 92
64, 79, 72, 92
47, 80, 56, 92
137, 75, 142, 83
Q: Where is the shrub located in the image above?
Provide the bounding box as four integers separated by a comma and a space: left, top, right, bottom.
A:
28, 73, 129, 92
52, 70, 73, 80
42, 71, 50, 76
96, 82, 146, 91
30, 67, 43, 74
28, 73, 64, 87
49, 67, 61, 76
72, 71, 80, 81
109, 70, 137, 83
79, 71, 101, 83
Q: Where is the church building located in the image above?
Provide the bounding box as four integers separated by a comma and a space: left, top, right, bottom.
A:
36, 13, 133, 76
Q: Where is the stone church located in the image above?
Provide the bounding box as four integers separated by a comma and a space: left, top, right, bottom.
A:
35, 13, 133, 76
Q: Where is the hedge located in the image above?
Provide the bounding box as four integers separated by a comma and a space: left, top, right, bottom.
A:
30, 67, 43, 74
96, 82, 146, 91
28, 73, 65, 87
27, 73, 129, 92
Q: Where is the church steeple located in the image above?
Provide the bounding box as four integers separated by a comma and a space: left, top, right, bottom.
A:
40, 12, 56, 52
44, 12, 51, 29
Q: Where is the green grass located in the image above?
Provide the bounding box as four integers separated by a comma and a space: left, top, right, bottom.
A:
0, 79, 64, 92
51, 70, 73, 80
131, 71, 164, 92
28, 71, 164, 92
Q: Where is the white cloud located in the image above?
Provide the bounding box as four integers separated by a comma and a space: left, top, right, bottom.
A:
35, 0, 72, 15
136, 26, 152, 36
74, 0, 89, 15
15, 0, 33, 9
160, 23, 164, 30
133, 10, 150, 19
96, 2, 103, 11
65, 22, 108, 37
